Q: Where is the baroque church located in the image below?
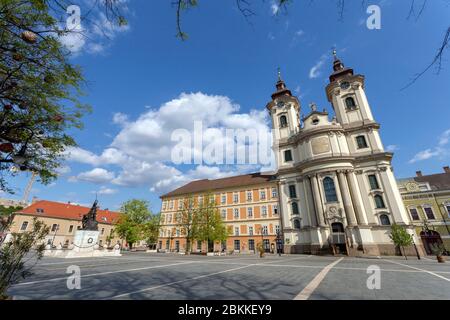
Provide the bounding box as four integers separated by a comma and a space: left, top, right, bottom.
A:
269, 52, 420, 255
159, 52, 423, 257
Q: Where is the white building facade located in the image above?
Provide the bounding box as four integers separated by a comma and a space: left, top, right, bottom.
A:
269, 54, 423, 256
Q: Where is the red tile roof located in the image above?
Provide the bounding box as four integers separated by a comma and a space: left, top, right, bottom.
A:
161, 172, 277, 198
16, 200, 121, 225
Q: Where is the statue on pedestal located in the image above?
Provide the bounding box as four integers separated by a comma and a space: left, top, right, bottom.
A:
82, 200, 99, 231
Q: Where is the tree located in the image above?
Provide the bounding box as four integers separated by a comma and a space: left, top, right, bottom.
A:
114, 214, 141, 250
0, 0, 92, 192
120, 199, 152, 225
0, 217, 49, 300
195, 193, 228, 253
142, 213, 161, 249
116, 199, 154, 249
389, 224, 414, 260
175, 196, 202, 254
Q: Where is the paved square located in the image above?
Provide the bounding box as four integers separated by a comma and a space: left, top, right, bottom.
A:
8, 253, 450, 300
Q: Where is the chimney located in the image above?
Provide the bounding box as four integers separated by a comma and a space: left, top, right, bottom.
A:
416, 171, 423, 177
444, 166, 450, 174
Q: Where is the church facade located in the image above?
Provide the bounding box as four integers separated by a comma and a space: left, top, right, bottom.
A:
269, 53, 421, 256
159, 53, 424, 257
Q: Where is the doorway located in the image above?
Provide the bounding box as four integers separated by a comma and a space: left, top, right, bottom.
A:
331, 222, 347, 255
420, 230, 443, 255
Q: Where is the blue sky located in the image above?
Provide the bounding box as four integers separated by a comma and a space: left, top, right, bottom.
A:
6, 0, 450, 213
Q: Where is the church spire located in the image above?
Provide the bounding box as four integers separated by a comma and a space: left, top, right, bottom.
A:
272, 67, 292, 99
329, 49, 354, 82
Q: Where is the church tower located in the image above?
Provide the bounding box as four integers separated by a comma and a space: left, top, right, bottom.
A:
266, 70, 301, 171
270, 53, 422, 256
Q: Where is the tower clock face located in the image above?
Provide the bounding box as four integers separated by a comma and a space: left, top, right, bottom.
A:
340, 82, 350, 90
277, 101, 285, 108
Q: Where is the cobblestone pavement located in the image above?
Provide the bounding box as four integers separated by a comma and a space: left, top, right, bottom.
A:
7, 252, 450, 300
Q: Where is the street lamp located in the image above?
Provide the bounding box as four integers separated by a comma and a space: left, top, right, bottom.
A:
275, 231, 283, 256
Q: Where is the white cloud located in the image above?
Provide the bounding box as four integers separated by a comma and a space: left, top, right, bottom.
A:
271, 2, 280, 15
59, 4, 129, 55
295, 30, 305, 37
386, 145, 398, 152
72, 168, 116, 184
65, 92, 272, 194
438, 129, 450, 146
94, 186, 118, 195
409, 129, 450, 163
112, 112, 129, 126
309, 54, 327, 79
409, 149, 443, 163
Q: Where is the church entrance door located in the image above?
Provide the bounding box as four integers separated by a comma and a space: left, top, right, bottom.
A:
331, 222, 347, 255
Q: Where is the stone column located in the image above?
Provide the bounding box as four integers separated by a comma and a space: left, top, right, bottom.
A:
310, 174, 326, 227
303, 178, 318, 227
346, 170, 368, 225
337, 170, 358, 226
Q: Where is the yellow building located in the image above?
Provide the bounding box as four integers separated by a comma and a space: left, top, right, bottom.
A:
159, 173, 281, 254
398, 167, 450, 255
4, 200, 122, 248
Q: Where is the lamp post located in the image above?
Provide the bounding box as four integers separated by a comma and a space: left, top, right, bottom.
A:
275, 231, 283, 256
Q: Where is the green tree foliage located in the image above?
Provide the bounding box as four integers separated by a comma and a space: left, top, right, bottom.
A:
115, 214, 141, 250
195, 193, 228, 252
175, 196, 201, 254
120, 199, 152, 224
116, 199, 159, 249
0, 205, 22, 241
0, 0, 91, 192
0, 217, 49, 300
142, 213, 161, 248
389, 223, 414, 260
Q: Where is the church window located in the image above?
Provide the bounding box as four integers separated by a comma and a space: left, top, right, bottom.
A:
356, 135, 368, 149
293, 219, 301, 229
368, 174, 380, 190
291, 202, 299, 215
374, 195, 386, 209
284, 150, 293, 162
345, 97, 357, 110
380, 214, 390, 226
323, 177, 338, 203
280, 115, 288, 128
288, 185, 297, 198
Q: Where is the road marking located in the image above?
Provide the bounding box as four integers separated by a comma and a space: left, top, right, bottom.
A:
110, 264, 254, 299
13, 261, 196, 286
294, 257, 343, 300
383, 259, 450, 282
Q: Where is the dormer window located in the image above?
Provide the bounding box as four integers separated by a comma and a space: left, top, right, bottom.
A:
345, 97, 357, 110
36, 208, 44, 213
279, 115, 288, 128
312, 118, 319, 125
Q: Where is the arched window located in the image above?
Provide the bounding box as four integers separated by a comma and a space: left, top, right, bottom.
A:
323, 177, 338, 203
293, 219, 301, 229
292, 202, 299, 215
374, 195, 386, 208
345, 97, 357, 110
380, 214, 390, 225
279, 115, 288, 128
